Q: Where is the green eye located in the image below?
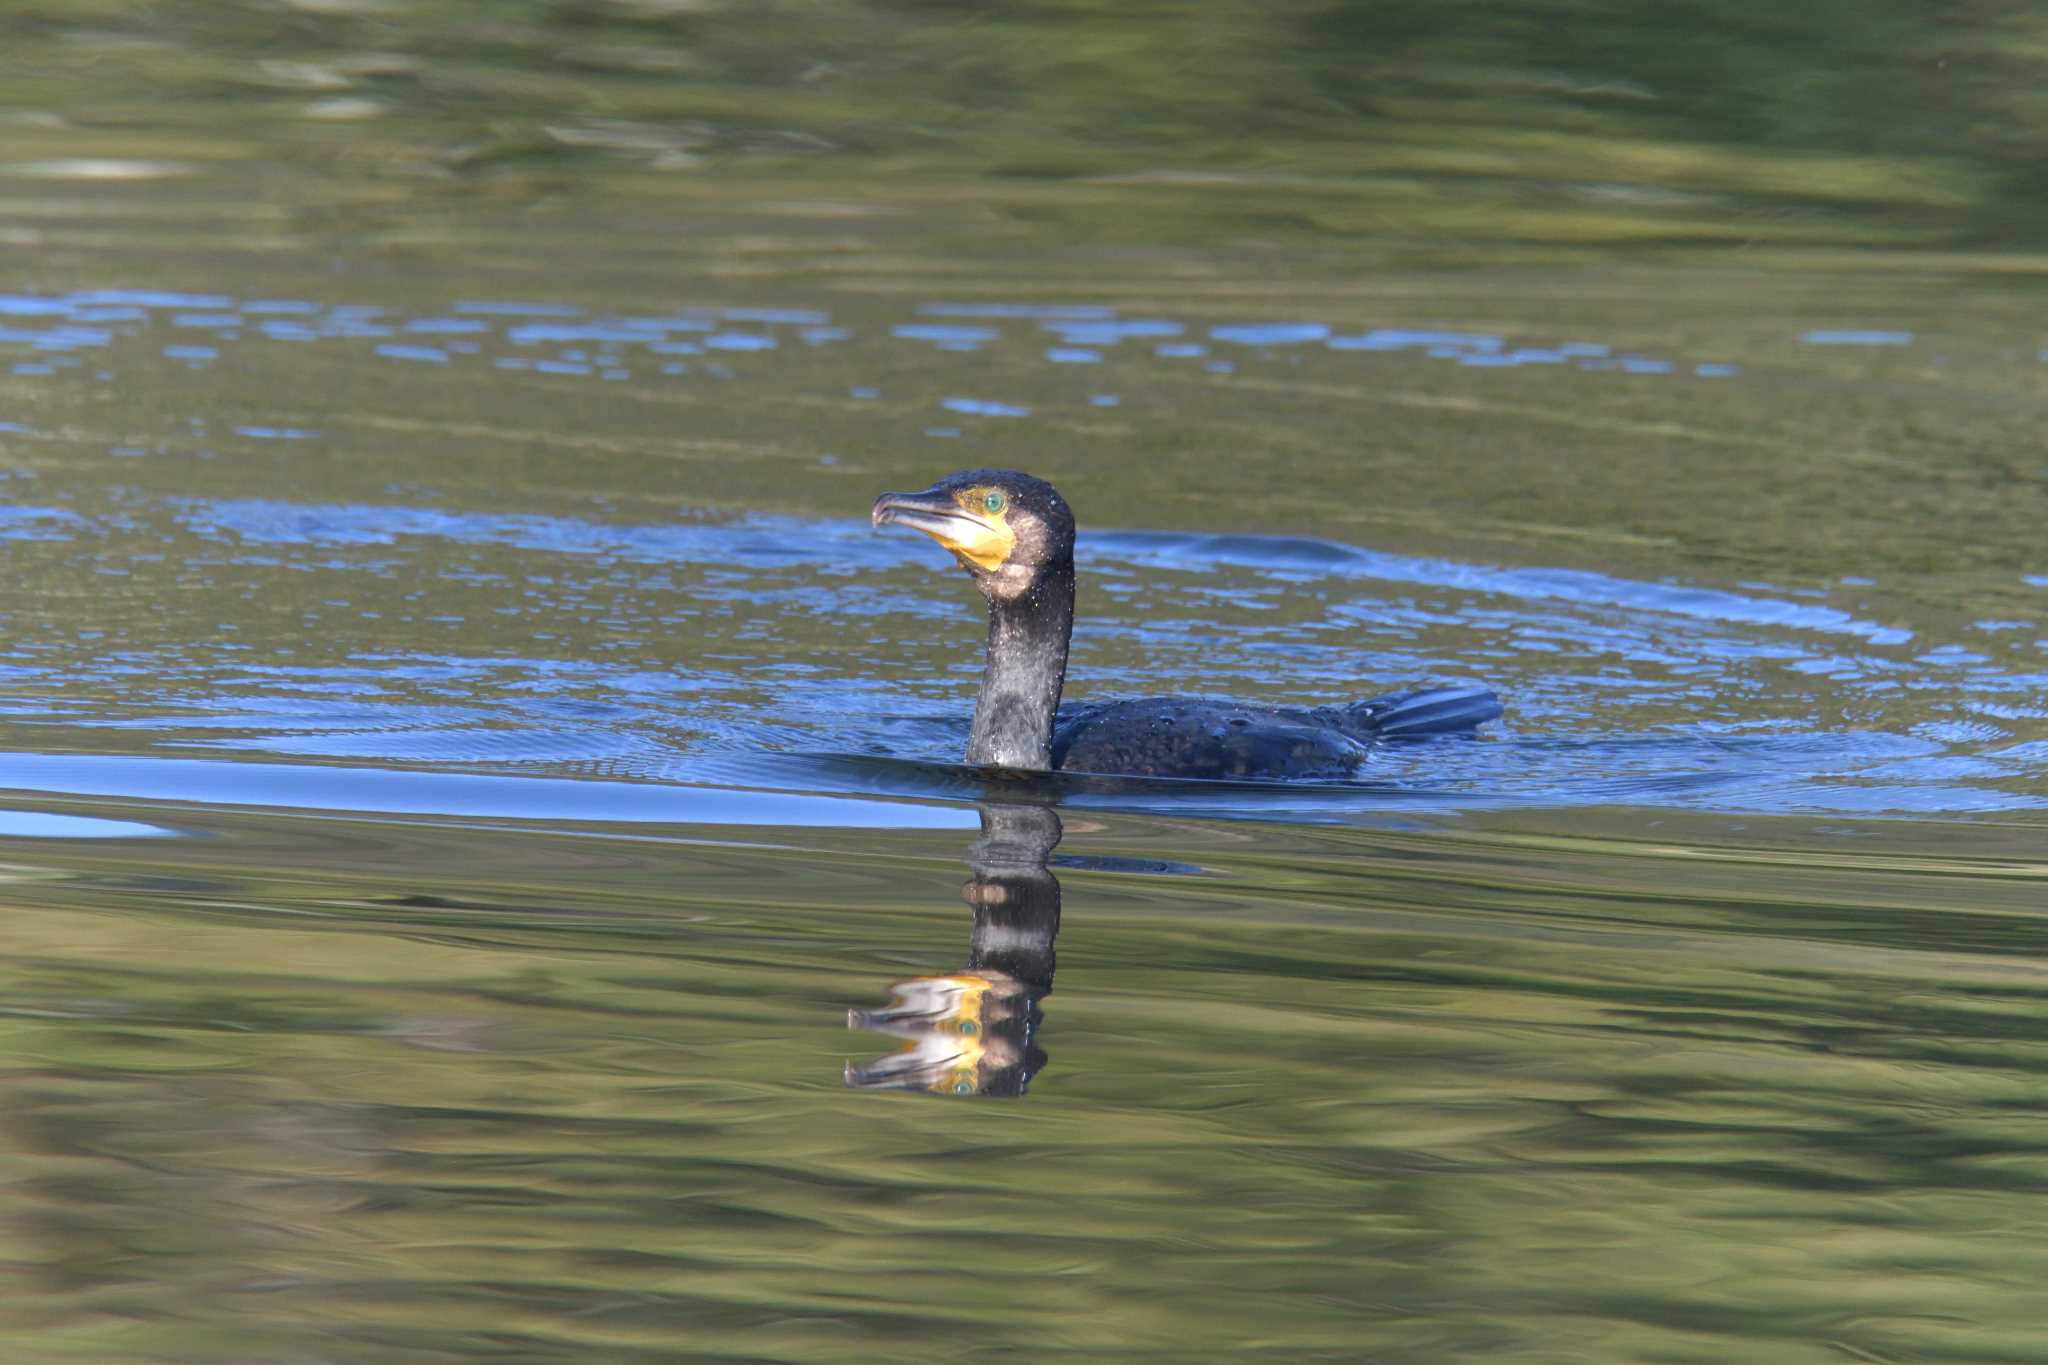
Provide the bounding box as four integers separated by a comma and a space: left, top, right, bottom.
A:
983, 490, 1006, 515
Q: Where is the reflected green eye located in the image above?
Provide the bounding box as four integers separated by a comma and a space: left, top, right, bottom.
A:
983, 490, 1006, 515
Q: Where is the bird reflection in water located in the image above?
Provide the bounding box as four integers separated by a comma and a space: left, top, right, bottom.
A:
846, 803, 1061, 1098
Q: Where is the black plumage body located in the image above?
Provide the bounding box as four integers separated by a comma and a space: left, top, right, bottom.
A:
1050, 687, 1500, 780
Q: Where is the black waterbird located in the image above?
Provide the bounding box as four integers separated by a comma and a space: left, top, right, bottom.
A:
872, 468, 1502, 779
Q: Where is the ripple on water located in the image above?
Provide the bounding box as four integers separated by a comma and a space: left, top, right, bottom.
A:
0, 480, 2033, 815
0, 287, 2038, 818
0, 290, 1754, 403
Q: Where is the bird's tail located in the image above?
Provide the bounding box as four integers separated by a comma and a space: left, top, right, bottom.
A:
1347, 685, 1503, 739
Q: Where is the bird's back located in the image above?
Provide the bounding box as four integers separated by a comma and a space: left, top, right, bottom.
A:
1050, 686, 1500, 779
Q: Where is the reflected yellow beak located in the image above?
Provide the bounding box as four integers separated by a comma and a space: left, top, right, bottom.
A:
872, 487, 1015, 572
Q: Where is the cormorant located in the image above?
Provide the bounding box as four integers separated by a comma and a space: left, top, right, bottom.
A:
871, 469, 1502, 778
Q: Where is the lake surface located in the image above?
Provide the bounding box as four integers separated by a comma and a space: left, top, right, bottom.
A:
5, 6, 2048, 1362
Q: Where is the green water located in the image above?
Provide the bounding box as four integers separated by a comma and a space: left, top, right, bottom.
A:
6, 803, 2048, 1361
5, 4, 2048, 1361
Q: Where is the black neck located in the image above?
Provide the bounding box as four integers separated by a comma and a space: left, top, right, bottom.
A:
965, 561, 1073, 769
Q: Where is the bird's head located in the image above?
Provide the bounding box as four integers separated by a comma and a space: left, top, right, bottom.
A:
871, 469, 1075, 601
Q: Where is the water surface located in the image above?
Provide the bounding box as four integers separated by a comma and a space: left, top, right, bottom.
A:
2, 283, 2045, 819
4, 7, 2048, 1361
3, 796, 2047, 1362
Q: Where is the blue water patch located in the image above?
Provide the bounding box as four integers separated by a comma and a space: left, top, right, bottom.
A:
176, 500, 455, 546
233, 426, 323, 440
622, 315, 713, 331
0, 754, 976, 829
893, 323, 999, 346
375, 344, 450, 364
1046, 348, 1101, 364
1803, 330, 1913, 346
941, 397, 1032, 417
0, 506, 81, 540
1210, 322, 1330, 346
1327, 330, 1502, 352
0, 808, 174, 839
1917, 645, 1991, 666
0, 296, 73, 316
1043, 319, 1182, 345
405, 318, 491, 334
0, 325, 111, 350
73, 289, 233, 309
509, 321, 670, 345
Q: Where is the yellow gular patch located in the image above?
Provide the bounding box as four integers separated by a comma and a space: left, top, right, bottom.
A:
940, 490, 1016, 571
